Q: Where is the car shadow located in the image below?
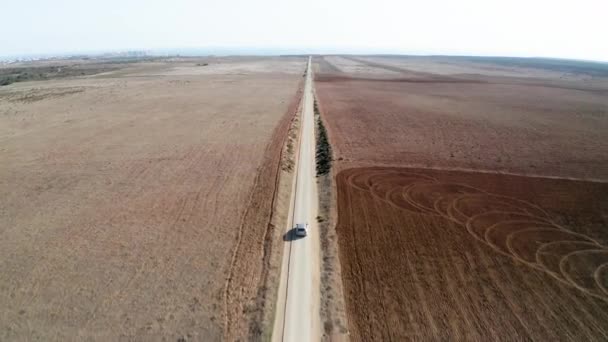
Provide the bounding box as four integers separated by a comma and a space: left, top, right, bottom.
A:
283, 228, 305, 242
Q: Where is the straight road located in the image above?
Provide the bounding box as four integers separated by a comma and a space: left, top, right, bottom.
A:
273, 57, 321, 342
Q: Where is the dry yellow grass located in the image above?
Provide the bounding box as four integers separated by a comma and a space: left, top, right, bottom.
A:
0, 57, 305, 340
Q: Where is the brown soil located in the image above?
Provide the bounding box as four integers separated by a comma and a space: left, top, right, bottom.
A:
314, 57, 608, 180
313, 56, 342, 75
314, 56, 608, 340
0, 57, 305, 341
337, 167, 608, 341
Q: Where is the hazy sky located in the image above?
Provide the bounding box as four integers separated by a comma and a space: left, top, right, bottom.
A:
2, 0, 607, 61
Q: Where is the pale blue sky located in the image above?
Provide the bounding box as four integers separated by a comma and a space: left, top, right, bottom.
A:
2, 0, 607, 61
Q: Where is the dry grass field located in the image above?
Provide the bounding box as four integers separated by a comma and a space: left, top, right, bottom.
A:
0, 56, 305, 340
314, 56, 608, 340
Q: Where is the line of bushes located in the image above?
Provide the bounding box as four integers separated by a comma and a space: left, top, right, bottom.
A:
1, 76, 18, 86
314, 99, 332, 176
0, 65, 115, 86
1, 68, 54, 86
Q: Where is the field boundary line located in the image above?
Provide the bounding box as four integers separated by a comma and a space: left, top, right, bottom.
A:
222, 71, 306, 340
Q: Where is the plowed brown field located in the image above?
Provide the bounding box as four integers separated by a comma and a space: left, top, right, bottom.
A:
0, 57, 305, 340
314, 56, 608, 180
337, 167, 608, 340
314, 56, 608, 340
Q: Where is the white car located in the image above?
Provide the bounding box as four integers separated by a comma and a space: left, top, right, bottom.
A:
295, 223, 308, 237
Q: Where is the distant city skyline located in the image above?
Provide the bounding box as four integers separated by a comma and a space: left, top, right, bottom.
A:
2, 0, 607, 62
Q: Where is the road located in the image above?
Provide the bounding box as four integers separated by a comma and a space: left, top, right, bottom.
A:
273, 57, 321, 342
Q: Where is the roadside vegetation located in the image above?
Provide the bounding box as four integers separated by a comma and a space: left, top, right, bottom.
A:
313, 94, 349, 338
281, 112, 300, 172
314, 98, 332, 176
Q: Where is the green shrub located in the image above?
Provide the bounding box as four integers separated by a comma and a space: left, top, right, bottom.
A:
315, 99, 332, 176
0, 77, 14, 86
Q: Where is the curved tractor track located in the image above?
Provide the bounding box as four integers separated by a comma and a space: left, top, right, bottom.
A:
343, 167, 608, 300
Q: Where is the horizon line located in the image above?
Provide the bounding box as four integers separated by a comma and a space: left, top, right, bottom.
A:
2, 47, 607, 64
